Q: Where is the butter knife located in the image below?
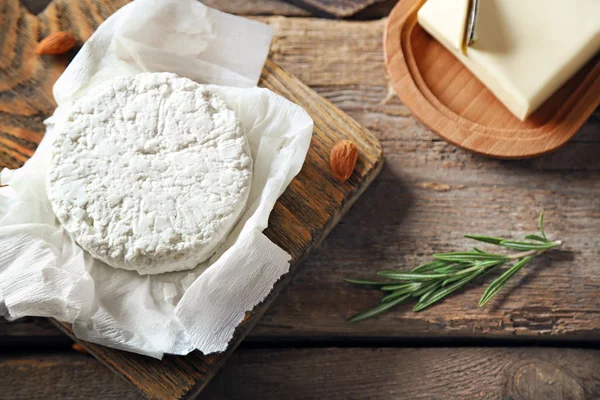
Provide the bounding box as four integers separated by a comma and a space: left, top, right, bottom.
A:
462, 0, 479, 54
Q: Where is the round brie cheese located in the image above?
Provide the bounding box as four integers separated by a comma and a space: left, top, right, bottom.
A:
47, 72, 252, 274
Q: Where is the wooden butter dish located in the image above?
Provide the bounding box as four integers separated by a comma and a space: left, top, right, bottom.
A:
384, 0, 600, 159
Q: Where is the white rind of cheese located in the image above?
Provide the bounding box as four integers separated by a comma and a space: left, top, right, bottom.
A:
418, 0, 600, 120
47, 72, 253, 275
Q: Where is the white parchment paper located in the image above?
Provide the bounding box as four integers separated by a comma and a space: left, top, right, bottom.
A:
0, 0, 313, 358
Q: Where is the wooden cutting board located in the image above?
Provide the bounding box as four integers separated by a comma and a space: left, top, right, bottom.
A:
0, 0, 383, 398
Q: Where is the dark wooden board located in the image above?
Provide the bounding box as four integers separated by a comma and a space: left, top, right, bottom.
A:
202, 0, 310, 16
283, 0, 387, 18
0, 1, 382, 399
0, 352, 144, 399
20, 0, 312, 16
19, 0, 400, 23
2, 347, 600, 400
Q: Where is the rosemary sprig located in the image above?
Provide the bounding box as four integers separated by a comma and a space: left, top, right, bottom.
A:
346, 214, 561, 322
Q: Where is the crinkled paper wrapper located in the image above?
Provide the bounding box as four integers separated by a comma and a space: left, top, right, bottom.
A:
0, 0, 313, 358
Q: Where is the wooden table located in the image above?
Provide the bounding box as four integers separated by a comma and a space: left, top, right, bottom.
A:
3, 1, 600, 398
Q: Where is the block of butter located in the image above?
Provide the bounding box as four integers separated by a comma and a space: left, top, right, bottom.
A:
417, 0, 600, 120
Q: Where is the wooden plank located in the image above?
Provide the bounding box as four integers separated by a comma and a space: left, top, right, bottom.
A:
0, 318, 69, 346
20, 0, 311, 16
205, 347, 600, 400
2, 3, 598, 400
201, 0, 310, 16
0, 2, 383, 399
6, 143, 600, 342
242, 17, 600, 340
1, 11, 599, 397
2, 16, 600, 345
283, 0, 386, 18
2, 347, 600, 399
21, 0, 399, 19
0, 352, 143, 399
263, 18, 389, 86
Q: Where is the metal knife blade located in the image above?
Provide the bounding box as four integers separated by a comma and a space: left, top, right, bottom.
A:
463, 0, 479, 54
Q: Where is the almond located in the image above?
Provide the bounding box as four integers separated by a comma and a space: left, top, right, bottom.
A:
330, 140, 358, 183
35, 32, 77, 55
71, 342, 89, 354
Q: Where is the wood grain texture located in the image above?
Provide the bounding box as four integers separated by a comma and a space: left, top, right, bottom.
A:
283, 0, 386, 18
0, 352, 143, 399
2, 14, 600, 345
205, 347, 600, 400
201, 0, 310, 16
0, 1, 382, 399
3, 3, 600, 400
0, 318, 70, 347
0, 0, 130, 169
244, 17, 600, 342
384, 0, 600, 159
2, 348, 600, 400
19, 0, 311, 16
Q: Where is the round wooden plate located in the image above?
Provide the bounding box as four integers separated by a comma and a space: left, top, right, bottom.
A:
384, 0, 600, 159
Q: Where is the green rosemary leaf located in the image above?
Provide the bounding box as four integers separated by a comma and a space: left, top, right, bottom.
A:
344, 278, 392, 286
411, 280, 442, 297
442, 274, 469, 286
442, 260, 504, 286
442, 261, 496, 286
414, 278, 470, 311
464, 235, 504, 245
346, 214, 560, 321
381, 291, 410, 303
443, 268, 480, 283
433, 265, 464, 274
381, 284, 416, 291
417, 281, 443, 303
382, 284, 421, 302
415, 268, 488, 312
499, 240, 557, 251
479, 255, 535, 306
378, 271, 448, 280
539, 213, 547, 240
348, 294, 411, 322
412, 260, 448, 273
433, 252, 509, 262
524, 234, 549, 243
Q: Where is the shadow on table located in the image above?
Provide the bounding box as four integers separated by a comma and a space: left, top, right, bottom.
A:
319, 161, 415, 265
485, 249, 575, 312
501, 110, 599, 172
